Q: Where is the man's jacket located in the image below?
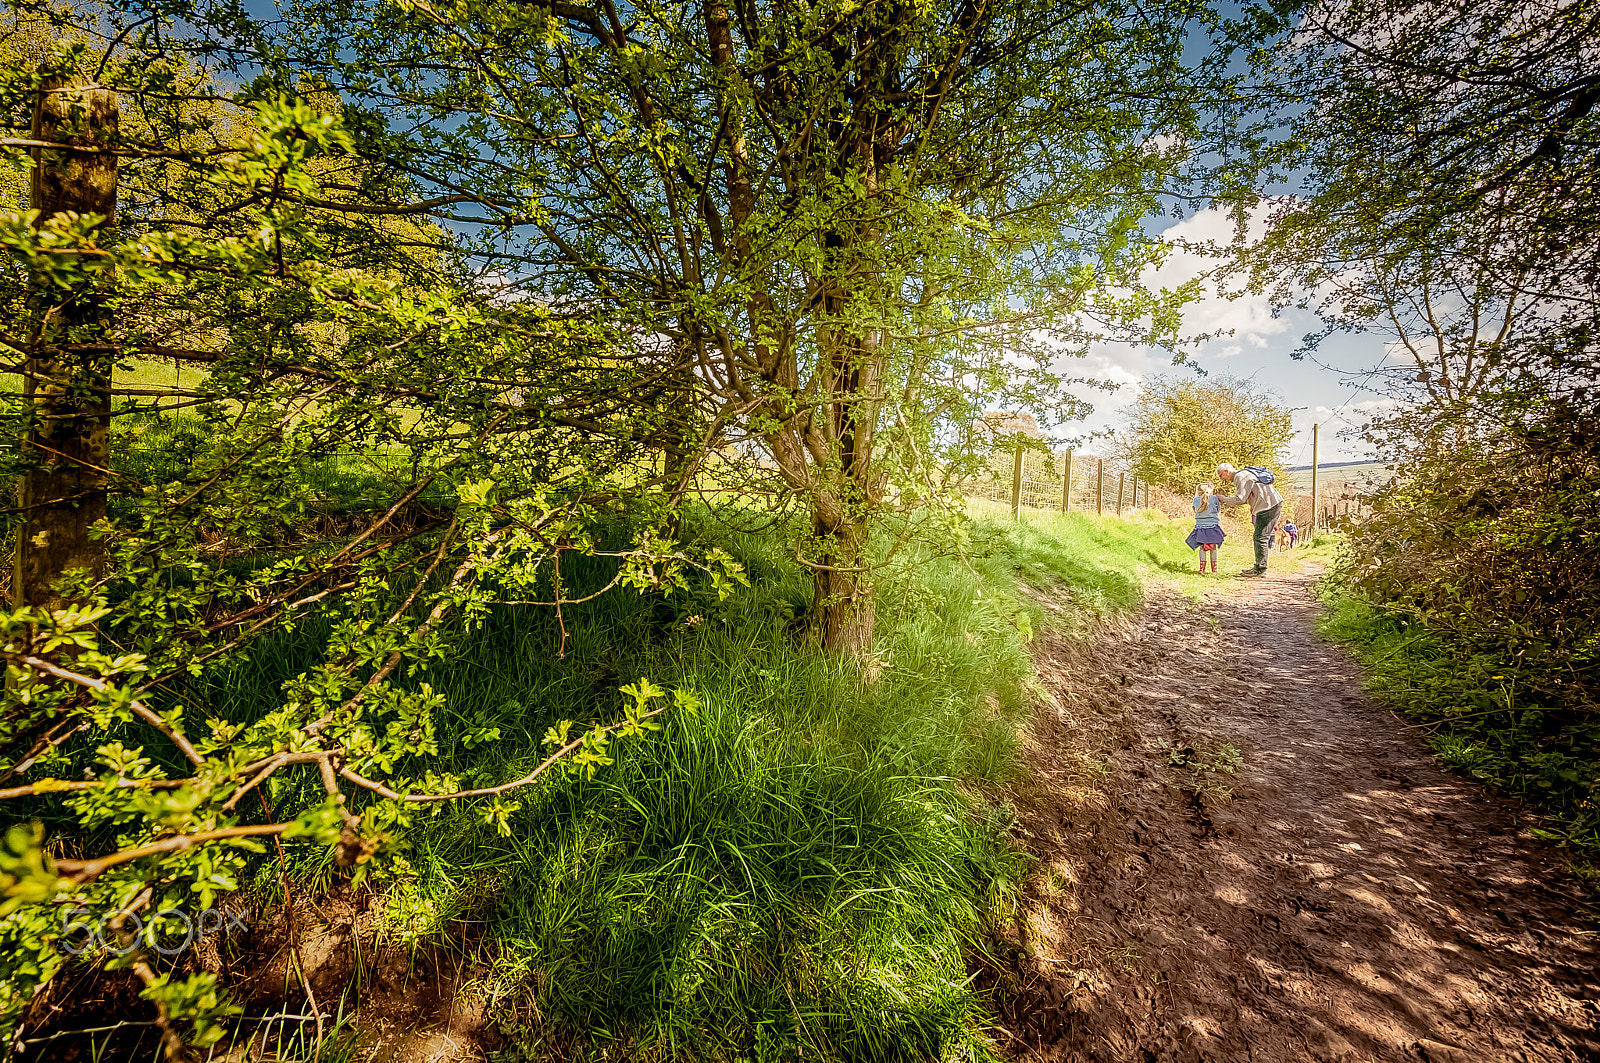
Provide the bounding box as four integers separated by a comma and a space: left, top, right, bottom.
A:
1220, 470, 1283, 518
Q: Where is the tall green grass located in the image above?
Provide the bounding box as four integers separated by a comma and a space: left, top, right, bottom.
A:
23, 505, 1211, 1059
338, 523, 1047, 1061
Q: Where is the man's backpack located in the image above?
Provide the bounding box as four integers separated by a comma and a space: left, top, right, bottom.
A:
1241, 465, 1276, 485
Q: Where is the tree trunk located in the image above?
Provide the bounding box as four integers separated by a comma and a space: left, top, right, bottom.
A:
809, 505, 875, 657
764, 332, 882, 657
800, 60, 893, 656
718, 0, 893, 657
805, 301, 883, 656
13, 76, 117, 609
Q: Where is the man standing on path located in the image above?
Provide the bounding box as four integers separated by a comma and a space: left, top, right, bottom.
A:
1217, 462, 1283, 577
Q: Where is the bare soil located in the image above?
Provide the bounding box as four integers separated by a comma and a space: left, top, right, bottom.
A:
991, 566, 1600, 1063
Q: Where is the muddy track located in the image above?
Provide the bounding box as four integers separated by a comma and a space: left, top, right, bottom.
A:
993, 567, 1600, 1063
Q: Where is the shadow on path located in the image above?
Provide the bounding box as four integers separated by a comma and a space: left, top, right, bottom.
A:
990, 567, 1600, 1063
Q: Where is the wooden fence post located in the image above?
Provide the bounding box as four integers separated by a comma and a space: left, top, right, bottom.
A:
1308, 423, 1319, 544
1061, 448, 1073, 512
1096, 459, 1104, 515
14, 77, 118, 608
1117, 472, 1125, 516
1010, 444, 1024, 521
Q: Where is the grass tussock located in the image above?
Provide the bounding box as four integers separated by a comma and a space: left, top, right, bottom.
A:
193, 510, 1193, 1061
36, 505, 1224, 1060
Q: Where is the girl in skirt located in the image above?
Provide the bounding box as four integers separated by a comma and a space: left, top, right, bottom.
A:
1186, 482, 1226, 573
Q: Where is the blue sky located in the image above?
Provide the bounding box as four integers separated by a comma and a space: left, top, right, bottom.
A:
1067, 207, 1390, 466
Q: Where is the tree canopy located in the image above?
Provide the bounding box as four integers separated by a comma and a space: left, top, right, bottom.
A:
1248, 0, 1598, 444
1116, 375, 1293, 494
136, 0, 1281, 651
0, 0, 1300, 1050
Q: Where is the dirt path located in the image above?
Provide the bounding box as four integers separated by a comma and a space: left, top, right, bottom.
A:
995, 567, 1600, 1063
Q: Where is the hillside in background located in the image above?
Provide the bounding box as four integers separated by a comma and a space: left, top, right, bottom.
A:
1282, 460, 1391, 525
1284, 460, 1391, 493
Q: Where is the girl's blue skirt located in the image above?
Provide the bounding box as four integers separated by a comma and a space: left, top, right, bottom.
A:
1186, 525, 1226, 549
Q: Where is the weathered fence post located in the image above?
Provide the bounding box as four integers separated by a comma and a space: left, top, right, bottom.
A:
14, 76, 118, 609
1061, 448, 1073, 512
1308, 423, 1319, 544
1117, 472, 1125, 516
1010, 443, 1024, 521
1096, 459, 1104, 515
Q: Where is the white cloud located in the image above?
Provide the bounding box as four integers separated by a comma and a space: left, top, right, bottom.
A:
1076, 346, 1149, 387
1042, 205, 1397, 463
1145, 207, 1294, 353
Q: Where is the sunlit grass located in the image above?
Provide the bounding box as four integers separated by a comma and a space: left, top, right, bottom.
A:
15, 486, 1223, 1058
968, 499, 1334, 610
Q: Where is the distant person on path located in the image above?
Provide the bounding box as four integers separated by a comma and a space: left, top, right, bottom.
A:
1217, 463, 1283, 577
1186, 482, 1225, 573
1284, 520, 1299, 549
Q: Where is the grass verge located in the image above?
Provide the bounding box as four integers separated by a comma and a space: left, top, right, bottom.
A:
972, 501, 1335, 611
12, 505, 1225, 1060
193, 509, 1202, 1061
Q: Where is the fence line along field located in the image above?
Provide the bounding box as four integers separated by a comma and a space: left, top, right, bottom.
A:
965, 445, 1315, 535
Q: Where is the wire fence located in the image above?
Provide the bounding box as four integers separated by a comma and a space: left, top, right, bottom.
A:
963, 447, 1196, 520
959, 445, 1361, 544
